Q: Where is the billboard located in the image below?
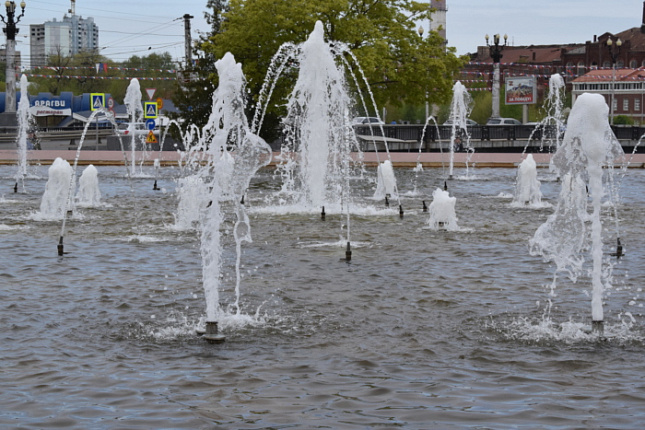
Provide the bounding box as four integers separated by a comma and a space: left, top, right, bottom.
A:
505, 77, 537, 105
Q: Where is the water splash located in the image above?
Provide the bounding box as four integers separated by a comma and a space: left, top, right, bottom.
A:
530, 93, 624, 324
511, 154, 546, 207
427, 188, 459, 231
446, 82, 473, 178
76, 164, 102, 207
15, 74, 33, 190
34, 158, 74, 220
191, 53, 272, 323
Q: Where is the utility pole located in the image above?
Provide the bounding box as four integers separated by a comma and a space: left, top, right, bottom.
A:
183, 13, 194, 69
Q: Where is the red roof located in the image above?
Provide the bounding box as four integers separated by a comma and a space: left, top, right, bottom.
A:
573, 68, 645, 82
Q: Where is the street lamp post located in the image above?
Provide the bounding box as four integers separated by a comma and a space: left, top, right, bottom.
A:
0, 1, 26, 114
606, 36, 622, 125
486, 33, 507, 119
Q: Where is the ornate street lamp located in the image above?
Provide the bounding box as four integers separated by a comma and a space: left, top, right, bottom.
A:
0, 1, 26, 114
606, 37, 622, 125
486, 33, 507, 119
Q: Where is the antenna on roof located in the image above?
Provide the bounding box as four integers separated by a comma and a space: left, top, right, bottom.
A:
68, 0, 76, 15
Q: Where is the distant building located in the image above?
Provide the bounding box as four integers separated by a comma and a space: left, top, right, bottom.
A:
572, 68, 645, 124
462, 24, 645, 95
0, 49, 21, 75
30, 12, 99, 68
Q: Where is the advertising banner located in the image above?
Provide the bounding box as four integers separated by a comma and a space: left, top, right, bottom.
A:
505, 77, 537, 105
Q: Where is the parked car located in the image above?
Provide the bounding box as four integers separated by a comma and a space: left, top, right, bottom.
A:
443, 119, 478, 126
486, 117, 522, 126
352, 116, 385, 125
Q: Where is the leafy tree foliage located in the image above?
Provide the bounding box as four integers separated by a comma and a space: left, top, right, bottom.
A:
198, 0, 467, 137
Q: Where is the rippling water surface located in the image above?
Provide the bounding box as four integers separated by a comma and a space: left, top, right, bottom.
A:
1, 163, 645, 429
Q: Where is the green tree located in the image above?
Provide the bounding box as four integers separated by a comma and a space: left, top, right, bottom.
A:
197, 0, 466, 139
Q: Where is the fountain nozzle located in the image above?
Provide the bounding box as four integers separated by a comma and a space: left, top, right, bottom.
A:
610, 238, 623, 258
57, 236, 64, 256
345, 241, 352, 262
240, 195, 245, 205
153, 180, 160, 191
321, 206, 325, 221
385, 195, 390, 207
443, 181, 448, 191
203, 321, 226, 344
592, 320, 604, 336
13, 182, 18, 193
399, 204, 404, 219
422, 200, 428, 212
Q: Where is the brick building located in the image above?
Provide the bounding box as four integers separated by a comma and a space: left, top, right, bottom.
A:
462, 24, 645, 96
572, 68, 645, 124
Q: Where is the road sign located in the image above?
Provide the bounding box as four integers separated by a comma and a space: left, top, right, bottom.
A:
145, 119, 156, 130
90, 93, 105, 111
145, 88, 156, 100
143, 101, 158, 119
146, 130, 158, 144
156, 97, 164, 110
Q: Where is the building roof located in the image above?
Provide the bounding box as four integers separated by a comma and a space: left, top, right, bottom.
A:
573, 68, 645, 82
613, 27, 645, 52
472, 44, 579, 64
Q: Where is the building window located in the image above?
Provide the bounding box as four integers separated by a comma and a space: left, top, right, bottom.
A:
636, 99, 641, 111
613, 98, 618, 111
631, 59, 638, 68
623, 99, 629, 111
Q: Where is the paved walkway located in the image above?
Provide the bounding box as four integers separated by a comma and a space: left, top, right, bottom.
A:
0, 149, 643, 168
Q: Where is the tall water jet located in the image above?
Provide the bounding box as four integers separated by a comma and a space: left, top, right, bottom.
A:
445, 82, 473, 179
544, 73, 566, 152
193, 52, 272, 342
76, 164, 102, 207
512, 154, 544, 207
530, 93, 624, 333
427, 188, 459, 231
124, 79, 143, 176
272, 21, 361, 210
37, 158, 74, 220
15, 75, 32, 191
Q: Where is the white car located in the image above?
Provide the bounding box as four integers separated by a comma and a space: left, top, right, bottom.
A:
486, 117, 522, 126
352, 116, 385, 125
444, 119, 477, 126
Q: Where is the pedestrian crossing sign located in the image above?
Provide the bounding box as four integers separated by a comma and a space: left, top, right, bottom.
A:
144, 101, 158, 119
90, 93, 105, 111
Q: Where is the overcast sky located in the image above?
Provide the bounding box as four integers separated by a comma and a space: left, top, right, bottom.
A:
15, 0, 645, 69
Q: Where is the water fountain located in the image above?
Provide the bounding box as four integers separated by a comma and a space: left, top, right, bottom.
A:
124, 78, 144, 177
14, 74, 32, 192
188, 52, 271, 343
511, 154, 544, 207
427, 188, 458, 231
445, 81, 473, 179
35, 157, 74, 221
530, 93, 624, 334
76, 164, 102, 207
272, 22, 359, 211
374, 159, 397, 201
